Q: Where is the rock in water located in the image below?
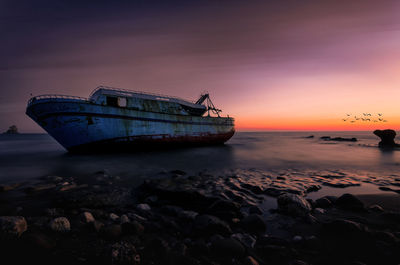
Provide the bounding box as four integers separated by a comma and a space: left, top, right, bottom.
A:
0, 216, 27, 236
335, 194, 364, 211
277, 193, 312, 217
4, 125, 19, 134
49, 217, 70, 232
373, 129, 399, 147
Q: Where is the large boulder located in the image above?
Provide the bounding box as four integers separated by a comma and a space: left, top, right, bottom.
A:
0, 216, 27, 237
373, 129, 399, 147
277, 193, 312, 217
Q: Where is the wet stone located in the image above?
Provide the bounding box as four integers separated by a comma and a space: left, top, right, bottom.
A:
120, 214, 130, 224
121, 221, 144, 235
49, 217, 70, 232
277, 193, 312, 217
160, 205, 183, 216
231, 233, 256, 248
322, 219, 365, 237
368, 204, 384, 213
80, 211, 95, 223
136, 203, 151, 211
315, 197, 333, 208
102, 224, 122, 239
210, 238, 245, 259
0, 216, 27, 237
178, 210, 198, 220
194, 214, 232, 236
90, 220, 104, 232
240, 214, 266, 235
335, 194, 365, 211
109, 213, 120, 221
249, 205, 263, 215
109, 241, 140, 265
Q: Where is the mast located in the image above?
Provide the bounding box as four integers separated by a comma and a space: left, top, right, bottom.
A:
195, 93, 222, 117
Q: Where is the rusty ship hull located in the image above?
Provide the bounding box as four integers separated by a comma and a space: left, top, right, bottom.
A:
26, 87, 235, 152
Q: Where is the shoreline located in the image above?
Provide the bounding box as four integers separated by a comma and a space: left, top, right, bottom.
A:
1, 169, 399, 264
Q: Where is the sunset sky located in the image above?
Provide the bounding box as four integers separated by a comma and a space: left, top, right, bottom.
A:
1, 0, 400, 132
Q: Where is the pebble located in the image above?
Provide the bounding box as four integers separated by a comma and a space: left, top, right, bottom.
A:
136, 203, 151, 211
0, 216, 27, 236
110, 241, 140, 265
231, 233, 256, 248
80, 212, 95, 223
178, 210, 199, 220
314, 208, 325, 214
49, 217, 70, 232
109, 213, 119, 221
120, 214, 130, 224
292, 235, 303, 242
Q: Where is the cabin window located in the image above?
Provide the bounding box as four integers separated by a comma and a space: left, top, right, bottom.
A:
118, 97, 127, 107
106, 96, 127, 107
106, 96, 118, 107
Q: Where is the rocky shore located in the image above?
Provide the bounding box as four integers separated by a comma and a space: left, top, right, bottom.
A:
0, 169, 400, 265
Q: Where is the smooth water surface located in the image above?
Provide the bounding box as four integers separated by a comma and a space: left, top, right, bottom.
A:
0, 132, 399, 187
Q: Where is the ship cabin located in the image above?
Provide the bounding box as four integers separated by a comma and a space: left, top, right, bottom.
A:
90, 86, 207, 116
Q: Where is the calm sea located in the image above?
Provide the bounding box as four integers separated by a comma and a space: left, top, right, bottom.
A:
0, 132, 399, 189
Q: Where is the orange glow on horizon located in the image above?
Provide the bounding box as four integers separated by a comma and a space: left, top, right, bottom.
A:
235, 117, 400, 131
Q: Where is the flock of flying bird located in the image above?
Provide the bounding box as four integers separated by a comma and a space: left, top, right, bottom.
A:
342, 113, 388, 123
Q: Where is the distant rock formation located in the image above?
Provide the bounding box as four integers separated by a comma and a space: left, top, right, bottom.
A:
3, 125, 19, 134
320, 136, 357, 142
373, 129, 400, 147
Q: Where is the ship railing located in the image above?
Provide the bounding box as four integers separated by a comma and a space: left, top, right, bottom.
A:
27, 94, 89, 106
91, 85, 202, 108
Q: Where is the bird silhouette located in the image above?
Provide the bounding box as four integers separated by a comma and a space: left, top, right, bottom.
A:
378, 113, 383, 116
342, 119, 347, 121
350, 120, 356, 123
346, 113, 351, 116
378, 118, 383, 121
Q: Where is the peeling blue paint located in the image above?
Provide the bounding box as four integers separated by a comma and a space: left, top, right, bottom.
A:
26, 88, 235, 151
